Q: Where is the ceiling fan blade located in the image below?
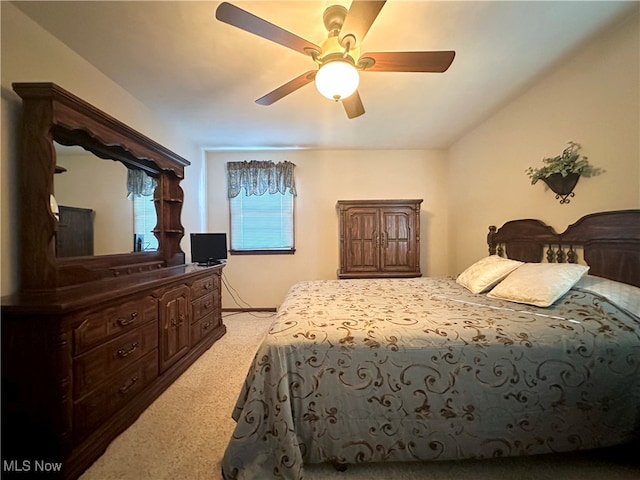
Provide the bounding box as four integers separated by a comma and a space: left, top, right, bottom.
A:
255, 71, 316, 106
342, 90, 365, 119
216, 2, 321, 56
360, 51, 456, 72
339, 0, 386, 48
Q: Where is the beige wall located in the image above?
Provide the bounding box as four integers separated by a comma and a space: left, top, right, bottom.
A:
205, 149, 449, 308
448, 10, 640, 275
0, 3, 205, 295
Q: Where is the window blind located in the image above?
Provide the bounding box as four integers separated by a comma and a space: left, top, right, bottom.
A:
230, 191, 294, 250
133, 195, 158, 251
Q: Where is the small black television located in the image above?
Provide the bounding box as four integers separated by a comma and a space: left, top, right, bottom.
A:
190, 233, 228, 266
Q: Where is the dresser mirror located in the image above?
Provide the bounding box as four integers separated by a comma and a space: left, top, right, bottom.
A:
53, 143, 158, 257
14, 82, 189, 290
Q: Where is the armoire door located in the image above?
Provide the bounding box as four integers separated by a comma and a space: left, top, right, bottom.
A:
343, 207, 380, 275
380, 206, 417, 273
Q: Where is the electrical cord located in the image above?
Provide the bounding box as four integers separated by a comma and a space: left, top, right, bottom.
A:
221, 272, 277, 319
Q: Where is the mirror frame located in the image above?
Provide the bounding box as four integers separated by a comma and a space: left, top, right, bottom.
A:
13, 82, 190, 290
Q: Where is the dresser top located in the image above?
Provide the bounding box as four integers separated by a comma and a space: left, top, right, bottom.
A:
1, 263, 224, 314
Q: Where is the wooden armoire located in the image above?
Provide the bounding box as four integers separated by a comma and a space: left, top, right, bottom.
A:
1, 83, 226, 480
56, 206, 94, 257
337, 199, 422, 278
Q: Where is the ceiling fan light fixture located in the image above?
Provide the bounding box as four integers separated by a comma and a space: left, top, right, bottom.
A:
216, 1, 456, 118
315, 60, 359, 101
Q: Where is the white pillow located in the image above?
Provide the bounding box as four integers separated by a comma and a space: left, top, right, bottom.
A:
456, 255, 524, 294
487, 262, 589, 307
574, 275, 640, 318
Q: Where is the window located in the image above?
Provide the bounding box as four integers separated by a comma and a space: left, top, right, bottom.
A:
230, 191, 294, 252
226, 160, 296, 254
128, 169, 158, 252
133, 195, 158, 251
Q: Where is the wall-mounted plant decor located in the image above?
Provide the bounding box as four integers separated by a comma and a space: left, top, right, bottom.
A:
525, 141, 603, 204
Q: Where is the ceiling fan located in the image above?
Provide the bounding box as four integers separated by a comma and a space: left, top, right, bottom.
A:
215, 1, 455, 119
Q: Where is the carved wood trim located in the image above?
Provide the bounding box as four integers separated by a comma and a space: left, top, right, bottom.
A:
13, 83, 190, 175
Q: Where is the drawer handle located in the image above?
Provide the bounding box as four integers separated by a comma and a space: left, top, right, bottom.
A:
171, 314, 186, 327
117, 312, 138, 327
204, 282, 212, 290
203, 321, 212, 330
119, 375, 139, 394
116, 342, 139, 358
204, 301, 212, 309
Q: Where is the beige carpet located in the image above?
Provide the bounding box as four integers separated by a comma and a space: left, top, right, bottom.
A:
80, 312, 639, 480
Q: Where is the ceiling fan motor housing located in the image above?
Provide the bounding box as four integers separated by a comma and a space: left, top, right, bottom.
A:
318, 5, 361, 66
319, 35, 359, 66
323, 5, 348, 33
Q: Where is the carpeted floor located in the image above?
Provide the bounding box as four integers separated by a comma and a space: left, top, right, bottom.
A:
80, 312, 638, 480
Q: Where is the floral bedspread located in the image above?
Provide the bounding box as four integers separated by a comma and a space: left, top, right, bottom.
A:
222, 278, 640, 479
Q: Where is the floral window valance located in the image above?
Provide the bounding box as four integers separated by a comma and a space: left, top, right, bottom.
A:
227, 160, 297, 198
127, 168, 157, 197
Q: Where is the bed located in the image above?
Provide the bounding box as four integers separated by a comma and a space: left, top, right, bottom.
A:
222, 210, 640, 480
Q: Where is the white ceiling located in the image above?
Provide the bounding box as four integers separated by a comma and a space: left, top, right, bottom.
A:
12, 1, 636, 151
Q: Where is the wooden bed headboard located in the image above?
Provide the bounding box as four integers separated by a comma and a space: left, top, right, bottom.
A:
487, 210, 640, 288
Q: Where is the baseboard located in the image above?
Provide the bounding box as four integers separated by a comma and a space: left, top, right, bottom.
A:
222, 307, 277, 313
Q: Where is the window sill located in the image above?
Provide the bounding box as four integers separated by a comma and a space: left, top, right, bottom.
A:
229, 249, 295, 256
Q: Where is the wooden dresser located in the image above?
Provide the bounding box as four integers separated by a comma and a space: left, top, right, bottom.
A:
1, 83, 227, 479
337, 199, 422, 278
1, 264, 225, 479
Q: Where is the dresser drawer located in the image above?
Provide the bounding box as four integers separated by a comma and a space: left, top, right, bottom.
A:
191, 313, 220, 346
73, 321, 158, 398
73, 350, 158, 443
191, 292, 216, 323
73, 295, 158, 354
191, 275, 217, 299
